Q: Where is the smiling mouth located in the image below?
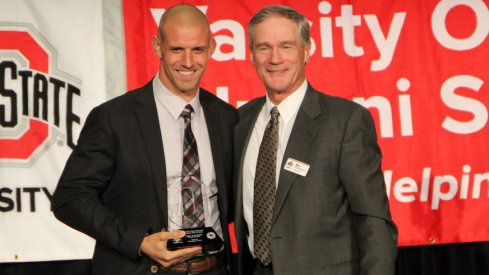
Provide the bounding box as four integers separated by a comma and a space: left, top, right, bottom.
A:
177, 70, 196, 77
267, 69, 287, 75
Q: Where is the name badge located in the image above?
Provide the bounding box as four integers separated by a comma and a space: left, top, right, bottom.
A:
284, 157, 310, 177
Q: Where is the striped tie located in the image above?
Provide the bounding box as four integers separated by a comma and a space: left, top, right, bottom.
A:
181, 104, 205, 228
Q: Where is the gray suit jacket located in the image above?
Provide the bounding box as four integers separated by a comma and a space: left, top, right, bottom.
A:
52, 81, 237, 275
234, 85, 397, 275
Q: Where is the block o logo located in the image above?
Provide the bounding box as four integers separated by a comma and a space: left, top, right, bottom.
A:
0, 23, 80, 166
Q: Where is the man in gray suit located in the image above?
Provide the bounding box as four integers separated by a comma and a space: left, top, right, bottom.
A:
234, 5, 398, 275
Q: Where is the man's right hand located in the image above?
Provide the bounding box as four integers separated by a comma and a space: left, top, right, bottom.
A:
140, 229, 202, 267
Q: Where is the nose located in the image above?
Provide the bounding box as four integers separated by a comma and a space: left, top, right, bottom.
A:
182, 50, 194, 67
269, 47, 283, 64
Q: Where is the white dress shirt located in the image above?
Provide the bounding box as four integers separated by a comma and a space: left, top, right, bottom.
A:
152, 76, 223, 240
242, 80, 308, 256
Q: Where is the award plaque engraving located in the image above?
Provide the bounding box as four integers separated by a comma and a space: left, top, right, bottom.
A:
167, 227, 223, 252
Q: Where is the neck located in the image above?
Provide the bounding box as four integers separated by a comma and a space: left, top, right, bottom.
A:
158, 76, 198, 102
177, 90, 198, 102
267, 91, 290, 105
266, 79, 306, 105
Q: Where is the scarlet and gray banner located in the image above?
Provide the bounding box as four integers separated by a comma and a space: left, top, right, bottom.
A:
1, 0, 488, 263
0, 0, 107, 262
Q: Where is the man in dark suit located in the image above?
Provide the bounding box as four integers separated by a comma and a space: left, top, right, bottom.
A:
234, 5, 398, 275
52, 4, 237, 275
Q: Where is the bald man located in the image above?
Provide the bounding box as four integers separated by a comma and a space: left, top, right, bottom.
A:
52, 4, 237, 275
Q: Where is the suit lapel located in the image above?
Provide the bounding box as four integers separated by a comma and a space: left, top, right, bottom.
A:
234, 98, 265, 237
134, 83, 168, 228
200, 90, 229, 222
272, 87, 321, 224
235, 99, 265, 188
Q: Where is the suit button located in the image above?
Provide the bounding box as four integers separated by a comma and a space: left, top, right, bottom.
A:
150, 265, 158, 273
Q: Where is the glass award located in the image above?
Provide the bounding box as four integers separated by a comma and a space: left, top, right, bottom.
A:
167, 176, 223, 252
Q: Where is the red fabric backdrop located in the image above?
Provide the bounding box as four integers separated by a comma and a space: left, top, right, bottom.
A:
123, 0, 489, 246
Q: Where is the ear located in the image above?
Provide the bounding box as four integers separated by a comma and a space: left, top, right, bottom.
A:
209, 37, 216, 56
250, 51, 255, 66
152, 36, 162, 59
304, 42, 311, 64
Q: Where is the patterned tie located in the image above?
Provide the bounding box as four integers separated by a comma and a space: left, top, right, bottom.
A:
181, 104, 205, 228
253, 106, 280, 266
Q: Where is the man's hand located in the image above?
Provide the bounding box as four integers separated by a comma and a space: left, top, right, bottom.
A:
140, 229, 202, 267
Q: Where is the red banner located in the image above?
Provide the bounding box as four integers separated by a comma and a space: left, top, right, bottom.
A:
123, 0, 489, 246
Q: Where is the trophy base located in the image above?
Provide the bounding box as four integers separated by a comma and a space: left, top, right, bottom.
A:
167, 227, 223, 252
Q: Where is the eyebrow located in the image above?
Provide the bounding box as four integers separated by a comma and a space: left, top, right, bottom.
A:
168, 45, 208, 50
254, 40, 297, 48
280, 41, 297, 46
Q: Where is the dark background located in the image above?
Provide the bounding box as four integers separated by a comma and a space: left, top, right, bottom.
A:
1, 242, 488, 275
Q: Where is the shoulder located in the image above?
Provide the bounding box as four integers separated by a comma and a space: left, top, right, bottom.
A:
311, 86, 368, 116
82, 81, 154, 128
95, 81, 153, 112
200, 88, 236, 112
317, 91, 377, 137
199, 88, 237, 124
237, 96, 265, 117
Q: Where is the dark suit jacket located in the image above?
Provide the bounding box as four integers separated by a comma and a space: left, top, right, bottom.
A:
234, 85, 398, 275
52, 81, 237, 275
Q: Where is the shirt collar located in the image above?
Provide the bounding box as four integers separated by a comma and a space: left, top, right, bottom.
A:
153, 75, 201, 120
264, 80, 308, 123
